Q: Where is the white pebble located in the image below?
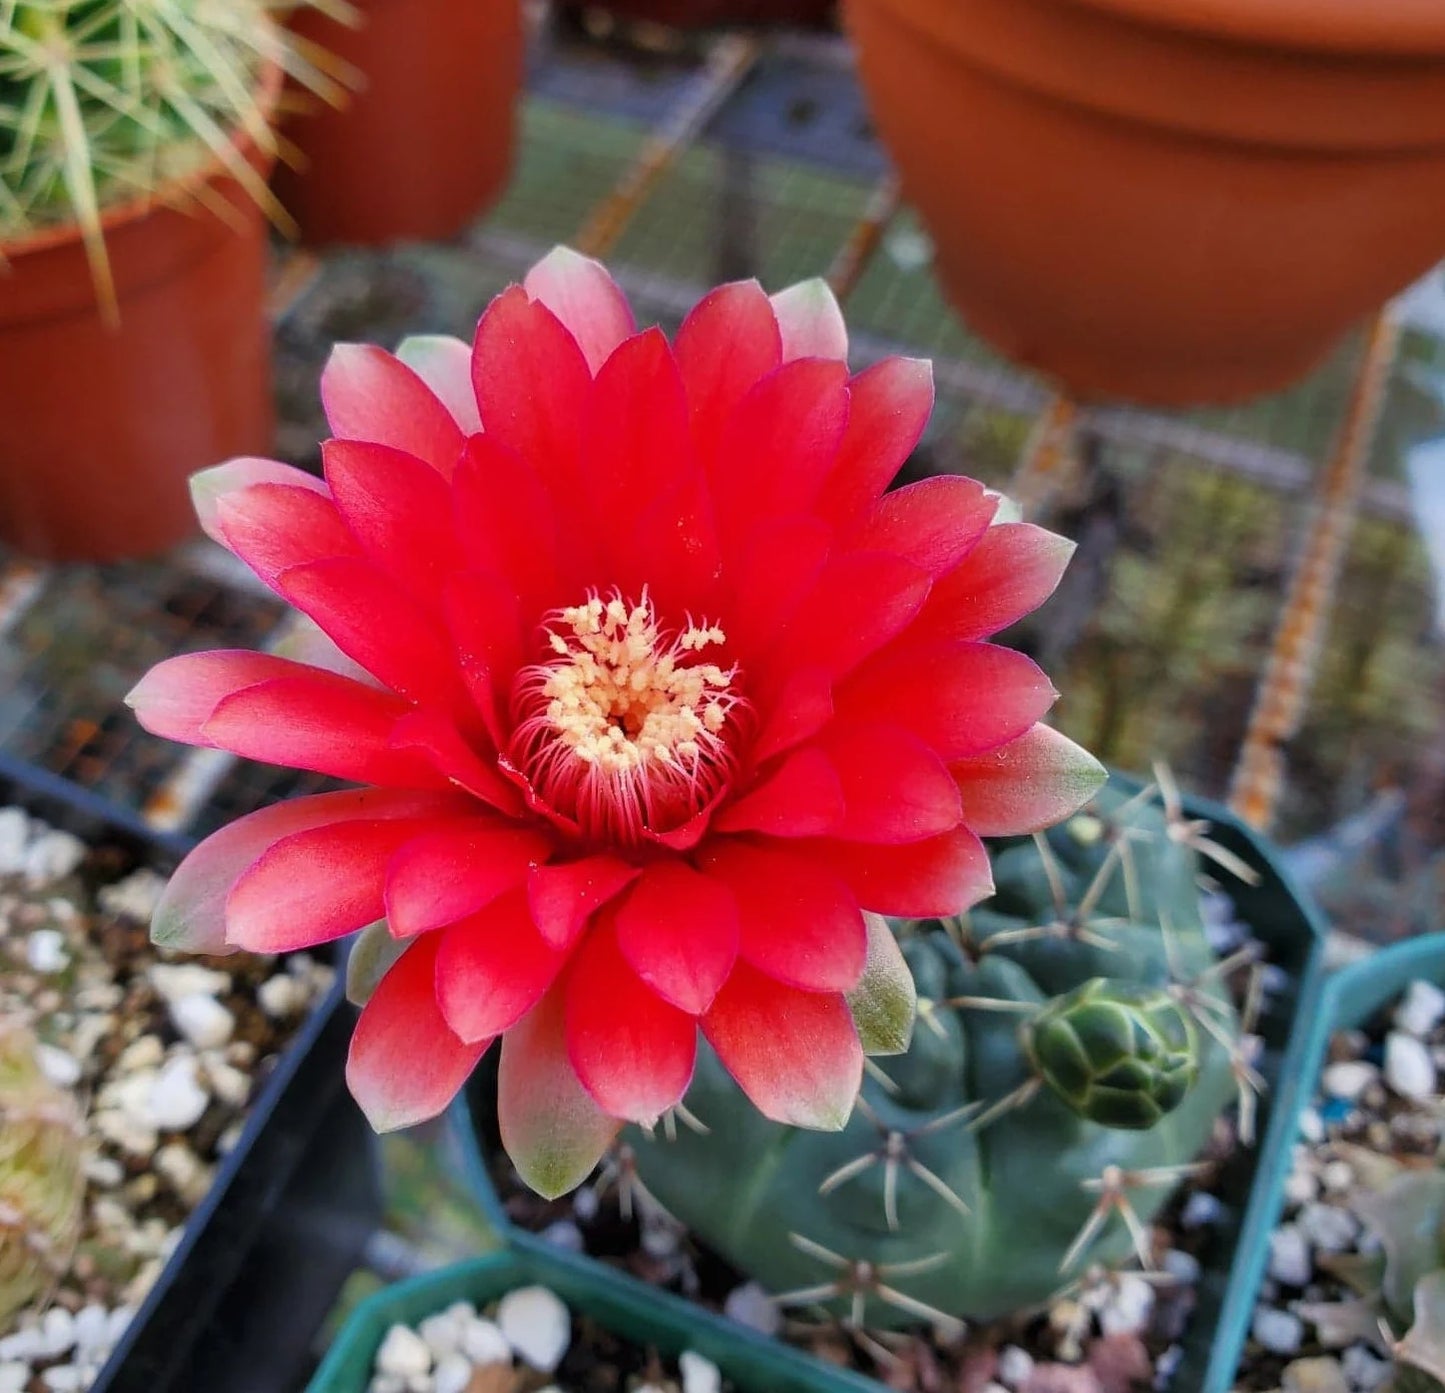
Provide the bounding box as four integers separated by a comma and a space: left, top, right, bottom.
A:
997, 1344, 1035, 1388
432, 1355, 474, 1393
1299, 1202, 1358, 1253
148, 964, 231, 1002
116, 1035, 165, 1074
107, 1307, 136, 1344
202, 1058, 253, 1108
1322, 1061, 1377, 1100
680, 1350, 722, 1393
1162, 1249, 1201, 1285
370, 1377, 404, 1393
97, 868, 167, 923
375, 1325, 432, 1378
26, 928, 69, 973
1321, 1160, 1355, 1195
0, 1363, 27, 1393
257, 974, 306, 1019
1099, 1272, 1154, 1337
36, 1042, 82, 1087
25, 829, 86, 885
1254, 1307, 1304, 1355
0, 1328, 41, 1363
40, 1366, 86, 1393
417, 1311, 463, 1361
40, 1306, 77, 1358
540, 1219, 584, 1253
460, 1316, 510, 1366
1299, 1107, 1325, 1143
572, 1187, 600, 1222
1268, 1225, 1312, 1287
73, 1305, 110, 1358
1285, 1166, 1319, 1206
1385, 1032, 1437, 1101
723, 1281, 781, 1337
170, 993, 235, 1050
1395, 980, 1445, 1038
497, 1286, 570, 1372
1342, 1344, 1392, 1391
1180, 1192, 1224, 1228
0, 807, 29, 873
144, 1055, 210, 1131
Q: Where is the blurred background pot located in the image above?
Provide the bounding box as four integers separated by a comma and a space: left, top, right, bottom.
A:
844, 0, 1445, 406
274, 0, 525, 247
558, 0, 835, 29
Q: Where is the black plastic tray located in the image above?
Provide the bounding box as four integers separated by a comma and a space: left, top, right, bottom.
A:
0, 752, 387, 1393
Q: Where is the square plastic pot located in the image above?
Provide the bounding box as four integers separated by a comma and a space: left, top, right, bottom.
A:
447, 769, 1329, 1393
307, 1229, 882, 1392
1209, 931, 1445, 1391
0, 753, 387, 1393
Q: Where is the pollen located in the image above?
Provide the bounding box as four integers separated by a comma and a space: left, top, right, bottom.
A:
509, 589, 747, 844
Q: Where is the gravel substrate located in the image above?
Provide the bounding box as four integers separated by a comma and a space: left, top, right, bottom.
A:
0, 805, 333, 1392
1240, 977, 1444, 1393
364, 1288, 729, 1393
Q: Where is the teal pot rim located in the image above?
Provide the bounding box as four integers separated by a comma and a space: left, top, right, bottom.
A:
307, 1229, 882, 1392
449, 769, 1331, 1393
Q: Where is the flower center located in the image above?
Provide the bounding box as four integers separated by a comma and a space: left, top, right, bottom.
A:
508, 589, 746, 845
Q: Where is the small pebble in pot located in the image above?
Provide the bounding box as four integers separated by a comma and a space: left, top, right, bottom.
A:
1098, 1273, 1154, 1337
1321, 1061, 1376, 1101
26, 928, 69, 973
1341, 1344, 1392, 1391
1180, 1191, 1223, 1229
375, 1324, 432, 1378
1384, 1031, 1436, 1101
1281, 1355, 1348, 1393
169, 993, 235, 1050
496, 1286, 570, 1372
1267, 1224, 1312, 1287
1252, 1307, 1303, 1356
459, 1315, 510, 1366
1298, 1201, 1358, 1253
997, 1344, 1035, 1388
724, 1281, 781, 1337
680, 1349, 722, 1393
1394, 979, 1445, 1038
144, 1055, 210, 1132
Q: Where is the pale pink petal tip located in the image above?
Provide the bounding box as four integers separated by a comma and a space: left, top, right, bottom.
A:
189, 457, 324, 544
952, 723, 1108, 837
395, 334, 483, 434
524, 245, 636, 374
770, 278, 848, 363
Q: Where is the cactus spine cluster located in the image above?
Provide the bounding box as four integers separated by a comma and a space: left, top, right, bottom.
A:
0, 1019, 85, 1324
0, 0, 355, 317
630, 776, 1262, 1327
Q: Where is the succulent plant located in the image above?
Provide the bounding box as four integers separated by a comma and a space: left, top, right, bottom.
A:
1305, 1154, 1445, 1393
0, 0, 355, 318
629, 776, 1262, 1327
0, 1019, 85, 1323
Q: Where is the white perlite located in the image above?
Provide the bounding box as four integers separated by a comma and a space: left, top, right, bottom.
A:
497, 1285, 570, 1372
679, 1349, 722, 1393
169, 993, 235, 1051
1321, 1061, 1376, 1101
26, 928, 69, 973
1394, 979, 1445, 1038
257, 973, 307, 1019
996, 1344, 1035, 1388
1268, 1224, 1312, 1287
375, 1324, 432, 1378
144, 1056, 210, 1131
147, 963, 231, 1002
1384, 1031, 1437, 1101
1098, 1273, 1154, 1337
723, 1281, 781, 1336
1253, 1307, 1304, 1355
458, 1316, 510, 1366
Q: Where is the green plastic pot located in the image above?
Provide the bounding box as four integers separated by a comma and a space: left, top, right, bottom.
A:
449, 773, 1328, 1393
1210, 932, 1445, 1389
307, 1231, 880, 1391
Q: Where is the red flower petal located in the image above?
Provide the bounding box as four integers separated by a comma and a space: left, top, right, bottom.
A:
750, 665, 834, 767
816, 357, 934, 526
214, 482, 362, 590
498, 985, 620, 1198
768, 551, 930, 680
127, 650, 312, 745
712, 359, 849, 544
524, 246, 636, 374
322, 439, 462, 608
388, 708, 521, 815
674, 280, 781, 451
847, 475, 997, 577
226, 812, 459, 953
347, 933, 489, 1133
276, 557, 462, 708
714, 748, 843, 838
770, 280, 847, 362
920, 523, 1077, 642
723, 516, 831, 662
819, 721, 964, 844
836, 639, 1057, 761
452, 434, 569, 612
471, 286, 591, 510
566, 924, 697, 1124
321, 343, 466, 476
443, 570, 525, 746
435, 890, 567, 1043
951, 723, 1106, 837
190, 458, 327, 549
796, 826, 994, 917
628, 466, 723, 617
615, 862, 739, 1015
527, 856, 640, 950
395, 334, 482, 434
151, 789, 451, 955
386, 819, 552, 938
701, 962, 861, 1130
700, 841, 866, 993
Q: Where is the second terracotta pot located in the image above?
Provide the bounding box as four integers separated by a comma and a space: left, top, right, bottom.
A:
845, 0, 1445, 405
275, 0, 524, 247
560, 0, 834, 27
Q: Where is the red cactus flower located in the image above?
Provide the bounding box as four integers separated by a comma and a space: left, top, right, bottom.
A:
129, 249, 1103, 1195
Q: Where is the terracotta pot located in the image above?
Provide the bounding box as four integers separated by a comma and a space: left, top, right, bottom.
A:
560, 0, 833, 28
273, 0, 524, 247
0, 79, 278, 563
844, 0, 1445, 405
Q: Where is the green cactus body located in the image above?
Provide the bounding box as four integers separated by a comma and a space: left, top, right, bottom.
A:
0, 1021, 85, 1323
631, 783, 1242, 1325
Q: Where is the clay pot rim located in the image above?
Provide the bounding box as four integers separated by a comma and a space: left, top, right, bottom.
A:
0, 60, 285, 264
1057, 0, 1445, 57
